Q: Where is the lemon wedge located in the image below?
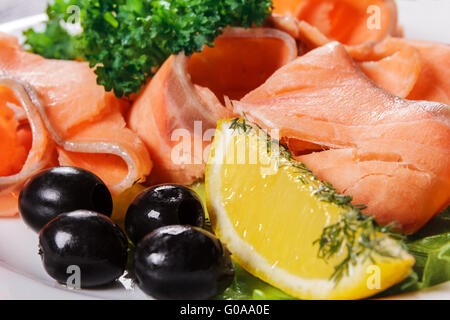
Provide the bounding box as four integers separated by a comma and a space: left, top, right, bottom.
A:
206, 118, 415, 300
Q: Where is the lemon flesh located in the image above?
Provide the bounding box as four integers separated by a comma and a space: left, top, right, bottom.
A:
206, 119, 415, 300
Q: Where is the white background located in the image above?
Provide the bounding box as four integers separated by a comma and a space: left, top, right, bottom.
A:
397, 0, 450, 43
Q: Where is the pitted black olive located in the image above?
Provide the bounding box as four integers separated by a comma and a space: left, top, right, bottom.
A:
134, 225, 234, 300
125, 184, 205, 244
38, 210, 128, 288
19, 166, 113, 232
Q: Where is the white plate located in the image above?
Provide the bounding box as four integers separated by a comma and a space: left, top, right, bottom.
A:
0, 0, 449, 300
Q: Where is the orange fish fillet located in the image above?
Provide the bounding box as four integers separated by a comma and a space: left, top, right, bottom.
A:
270, 14, 450, 104
272, 0, 398, 45
233, 42, 450, 234
0, 78, 53, 217
0, 95, 27, 177
403, 39, 450, 105
268, 15, 421, 98
348, 38, 450, 104
0, 33, 152, 217
128, 27, 297, 185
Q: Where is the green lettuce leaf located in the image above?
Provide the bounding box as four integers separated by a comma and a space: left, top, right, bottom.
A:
378, 208, 450, 297
215, 262, 295, 300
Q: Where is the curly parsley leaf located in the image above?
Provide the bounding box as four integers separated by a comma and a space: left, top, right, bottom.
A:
23, 20, 80, 60
23, 0, 83, 60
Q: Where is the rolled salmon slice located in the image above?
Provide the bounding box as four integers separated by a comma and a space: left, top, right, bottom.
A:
128, 27, 297, 185
0, 89, 27, 178
0, 78, 53, 217
403, 39, 450, 105
56, 99, 152, 194
0, 33, 152, 200
269, 15, 449, 104
348, 38, 450, 104
347, 37, 422, 98
267, 15, 421, 98
0, 34, 108, 135
272, 0, 398, 45
233, 42, 450, 234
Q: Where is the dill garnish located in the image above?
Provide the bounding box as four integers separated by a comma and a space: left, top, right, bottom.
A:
229, 117, 252, 133
228, 117, 404, 284
315, 210, 404, 283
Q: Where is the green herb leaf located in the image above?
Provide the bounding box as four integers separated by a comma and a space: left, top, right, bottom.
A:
23, 20, 81, 60
23, 0, 83, 60
214, 262, 296, 300
377, 208, 450, 297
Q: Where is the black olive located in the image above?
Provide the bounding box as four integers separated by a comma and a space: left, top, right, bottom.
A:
134, 225, 234, 300
19, 166, 113, 232
39, 210, 128, 288
125, 184, 205, 244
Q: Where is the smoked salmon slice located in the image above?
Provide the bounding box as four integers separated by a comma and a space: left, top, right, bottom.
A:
348, 38, 450, 104
270, 14, 450, 104
347, 37, 422, 98
55, 99, 152, 193
0, 77, 53, 217
268, 14, 421, 97
403, 39, 450, 105
0, 91, 27, 177
272, 0, 398, 45
128, 27, 297, 185
0, 33, 152, 216
233, 42, 450, 234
